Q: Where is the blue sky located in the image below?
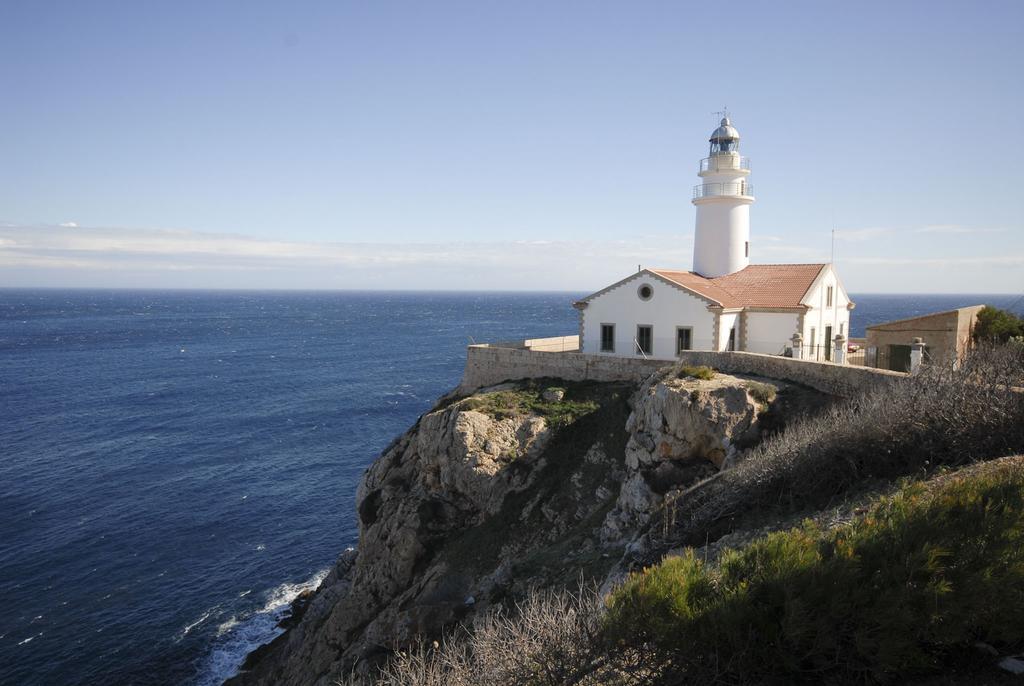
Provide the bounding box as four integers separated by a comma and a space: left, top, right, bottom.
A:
1, 1, 1022, 292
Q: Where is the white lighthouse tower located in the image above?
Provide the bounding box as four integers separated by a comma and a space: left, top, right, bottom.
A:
691, 117, 754, 278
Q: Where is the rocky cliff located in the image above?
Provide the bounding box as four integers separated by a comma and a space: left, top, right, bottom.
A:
228, 367, 826, 686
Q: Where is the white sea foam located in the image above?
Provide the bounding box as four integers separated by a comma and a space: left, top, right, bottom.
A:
216, 617, 239, 636
180, 609, 217, 638
192, 569, 328, 686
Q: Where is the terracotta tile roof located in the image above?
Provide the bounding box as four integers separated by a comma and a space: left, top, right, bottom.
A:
651, 264, 827, 309
645, 270, 742, 306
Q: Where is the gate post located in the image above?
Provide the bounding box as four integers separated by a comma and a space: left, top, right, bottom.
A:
910, 337, 926, 375
833, 335, 847, 365
791, 333, 803, 359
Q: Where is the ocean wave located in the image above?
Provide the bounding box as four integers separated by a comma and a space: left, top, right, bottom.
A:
179, 609, 217, 639
192, 569, 328, 686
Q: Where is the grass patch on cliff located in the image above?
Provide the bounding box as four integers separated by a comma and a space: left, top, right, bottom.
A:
677, 365, 715, 381
744, 380, 777, 405
605, 458, 1024, 683
460, 381, 599, 429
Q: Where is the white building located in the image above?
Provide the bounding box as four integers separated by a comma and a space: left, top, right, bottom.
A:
574, 117, 853, 361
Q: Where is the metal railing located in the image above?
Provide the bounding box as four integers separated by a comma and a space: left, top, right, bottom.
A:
699, 155, 750, 173
634, 338, 650, 359
692, 182, 754, 199
793, 343, 839, 363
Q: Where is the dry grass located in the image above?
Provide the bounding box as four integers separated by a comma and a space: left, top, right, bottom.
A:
657, 343, 1024, 549
337, 585, 627, 686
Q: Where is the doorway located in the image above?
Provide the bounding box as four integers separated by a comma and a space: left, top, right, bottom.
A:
888, 344, 912, 372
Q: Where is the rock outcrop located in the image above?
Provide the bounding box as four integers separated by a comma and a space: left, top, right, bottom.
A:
228, 370, 817, 686
602, 372, 775, 541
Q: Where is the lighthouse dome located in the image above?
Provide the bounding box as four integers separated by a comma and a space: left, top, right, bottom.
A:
710, 117, 740, 142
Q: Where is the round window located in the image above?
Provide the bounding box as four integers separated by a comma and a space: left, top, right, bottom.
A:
638, 284, 653, 301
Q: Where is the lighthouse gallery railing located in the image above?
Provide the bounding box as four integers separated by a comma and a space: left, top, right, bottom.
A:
692, 182, 754, 199
699, 156, 751, 172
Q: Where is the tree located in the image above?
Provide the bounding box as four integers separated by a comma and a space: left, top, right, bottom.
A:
973, 305, 1024, 343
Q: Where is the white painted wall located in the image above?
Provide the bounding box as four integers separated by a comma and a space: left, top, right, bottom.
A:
692, 152, 752, 278
801, 265, 852, 360
580, 272, 715, 360
692, 201, 751, 278
717, 311, 740, 351
746, 312, 801, 354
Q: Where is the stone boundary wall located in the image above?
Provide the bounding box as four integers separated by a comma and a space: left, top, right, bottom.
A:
460, 344, 907, 398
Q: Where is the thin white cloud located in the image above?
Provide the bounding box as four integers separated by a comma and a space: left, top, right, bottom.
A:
2, 223, 1020, 292
0, 223, 691, 288
59, 221, 79, 228
831, 224, 1011, 238
846, 256, 1024, 266
913, 224, 1006, 235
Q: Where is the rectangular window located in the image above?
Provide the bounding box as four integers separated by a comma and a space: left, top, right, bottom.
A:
744, 241, 749, 258
826, 286, 834, 308
676, 327, 692, 354
727, 327, 736, 351
600, 323, 615, 352
636, 325, 652, 356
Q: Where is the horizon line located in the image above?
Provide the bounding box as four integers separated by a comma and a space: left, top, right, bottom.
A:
0, 285, 1019, 298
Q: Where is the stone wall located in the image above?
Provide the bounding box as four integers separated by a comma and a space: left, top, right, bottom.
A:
460, 345, 667, 392
460, 344, 906, 398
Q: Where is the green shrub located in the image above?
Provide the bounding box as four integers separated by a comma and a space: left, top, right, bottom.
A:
677, 365, 714, 381
605, 461, 1024, 683
460, 384, 599, 429
460, 390, 528, 421
973, 305, 1024, 343
744, 380, 776, 405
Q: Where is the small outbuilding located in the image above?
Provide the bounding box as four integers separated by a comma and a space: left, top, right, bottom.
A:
863, 305, 983, 372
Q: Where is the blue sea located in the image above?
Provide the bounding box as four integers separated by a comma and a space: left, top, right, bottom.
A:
1, 290, 1021, 686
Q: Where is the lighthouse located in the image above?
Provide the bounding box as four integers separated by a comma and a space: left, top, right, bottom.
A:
691, 117, 753, 278
573, 113, 852, 361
